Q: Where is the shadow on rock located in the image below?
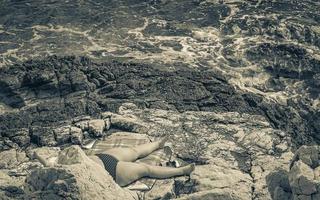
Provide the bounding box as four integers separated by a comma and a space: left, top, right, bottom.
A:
0, 81, 25, 109
266, 170, 292, 200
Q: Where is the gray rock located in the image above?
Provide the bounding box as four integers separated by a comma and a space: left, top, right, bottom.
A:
0, 171, 25, 199
0, 149, 28, 169
30, 127, 57, 146
104, 117, 111, 131
88, 119, 105, 137
294, 194, 312, 200
273, 186, 292, 200
312, 193, 320, 200
53, 125, 71, 145
25, 145, 135, 200
289, 160, 316, 195
111, 114, 149, 133
145, 179, 175, 200
70, 126, 83, 145
57, 145, 85, 165
2, 128, 30, 147
31, 147, 60, 167
73, 116, 91, 130
292, 146, 319, 169
25, 167, 79, 200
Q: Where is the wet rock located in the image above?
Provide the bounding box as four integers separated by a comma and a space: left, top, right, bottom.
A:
0, 138, 19, 150
70, 126, 83, 145
273, 186, 292, 200
88, 119, 105, 137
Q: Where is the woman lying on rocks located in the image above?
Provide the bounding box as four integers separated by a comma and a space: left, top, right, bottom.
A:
89, 137, 195, 187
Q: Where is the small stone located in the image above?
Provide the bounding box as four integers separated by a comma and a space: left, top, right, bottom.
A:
74, 119, 90, 131
72, 115, 91, 123
101, 111, 114, 119
88, 119, 105, 137
111, 114, 149, 133
275, 142, 288, 153
53, 125, 71, 145
118, 103, 138, 114
32, 147, 60, 167
70, 126, 83, 145
104, 117, 111, 131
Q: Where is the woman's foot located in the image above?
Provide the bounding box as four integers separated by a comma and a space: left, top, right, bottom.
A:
182, 163, 195, 175
157, 136, 169, 149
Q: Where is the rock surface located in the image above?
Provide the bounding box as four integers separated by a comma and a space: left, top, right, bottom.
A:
0, 56, 318, 149
25, 146, 135, 200
0, 1, 319, 198
288, 146, 320, 200
0, 54, 317, 199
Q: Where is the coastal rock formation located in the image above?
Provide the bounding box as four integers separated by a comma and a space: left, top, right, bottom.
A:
0, 0, 319, 199
0, 100, 298, 200
24, 145, 135, 200
0, 56, 318, 150
0, 55, 318, 199
289, 146, 320, 200
0, 146, 135, 200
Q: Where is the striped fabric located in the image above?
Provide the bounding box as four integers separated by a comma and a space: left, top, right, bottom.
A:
88, 132, 171, 190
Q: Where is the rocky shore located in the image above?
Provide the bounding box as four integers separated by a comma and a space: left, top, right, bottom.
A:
0, 0, 319, 199
0, 56, 319, 200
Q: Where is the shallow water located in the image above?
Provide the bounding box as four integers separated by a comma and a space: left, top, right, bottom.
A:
0, 0, 319, 142
1, 0, 319, 94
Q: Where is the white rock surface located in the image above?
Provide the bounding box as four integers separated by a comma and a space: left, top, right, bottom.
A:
88, 119, 106, 137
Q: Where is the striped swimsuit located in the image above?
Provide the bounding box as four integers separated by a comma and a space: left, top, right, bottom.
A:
96, 154, 119, 181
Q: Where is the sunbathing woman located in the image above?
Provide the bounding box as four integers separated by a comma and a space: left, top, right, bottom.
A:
89, 137, 195, 187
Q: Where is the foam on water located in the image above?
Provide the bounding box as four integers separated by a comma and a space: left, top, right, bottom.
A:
0, 0, 319, 106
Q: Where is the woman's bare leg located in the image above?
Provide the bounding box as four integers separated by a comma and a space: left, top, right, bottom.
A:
102, 136, 168, 162
115, 161, 195, 186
